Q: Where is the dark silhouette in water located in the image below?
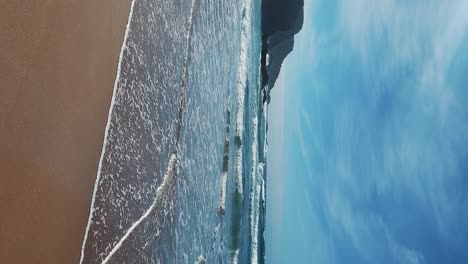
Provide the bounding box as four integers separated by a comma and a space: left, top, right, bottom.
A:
261, 0, 304, 104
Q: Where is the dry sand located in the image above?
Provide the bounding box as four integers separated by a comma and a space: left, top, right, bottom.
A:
0, 0, 132, 262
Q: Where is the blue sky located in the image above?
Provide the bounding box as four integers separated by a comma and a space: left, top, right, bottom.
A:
267, 0, 468, 263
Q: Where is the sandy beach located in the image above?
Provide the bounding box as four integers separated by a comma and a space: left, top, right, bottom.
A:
0, 1, 131, 262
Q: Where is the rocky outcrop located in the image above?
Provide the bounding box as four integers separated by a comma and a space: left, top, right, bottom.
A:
261, 0, 304, 104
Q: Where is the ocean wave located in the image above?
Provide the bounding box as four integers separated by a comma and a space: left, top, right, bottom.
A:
249, 115, 259, 260
219, 107, 231, 216
80, 0, 137, 262
194, 254, 206, 264
81, 0, 198, 261
218, 171, 228, 216
101, 153, 178, 264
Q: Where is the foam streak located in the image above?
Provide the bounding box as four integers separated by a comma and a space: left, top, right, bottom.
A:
80, 0, 198, 262
79, 0, 137, 262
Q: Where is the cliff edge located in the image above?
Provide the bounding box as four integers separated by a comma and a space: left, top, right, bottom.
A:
261, 0, 304, 103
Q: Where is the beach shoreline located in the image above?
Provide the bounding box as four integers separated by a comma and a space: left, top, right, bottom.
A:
0, 1, 132, 262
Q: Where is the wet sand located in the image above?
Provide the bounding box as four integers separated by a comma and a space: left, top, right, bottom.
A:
0, 1, 132, 263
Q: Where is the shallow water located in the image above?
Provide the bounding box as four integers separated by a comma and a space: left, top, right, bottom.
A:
81, 0, 265, 263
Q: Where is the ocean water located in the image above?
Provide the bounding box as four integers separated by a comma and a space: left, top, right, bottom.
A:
80, 0, 266, 263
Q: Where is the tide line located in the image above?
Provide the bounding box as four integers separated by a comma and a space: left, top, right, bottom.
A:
81, 0, 199, 262
79, 0, 137, 262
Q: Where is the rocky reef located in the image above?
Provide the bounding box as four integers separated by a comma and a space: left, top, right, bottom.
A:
261, 0, 304, 104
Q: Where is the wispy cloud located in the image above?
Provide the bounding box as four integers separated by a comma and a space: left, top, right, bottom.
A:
337, 0, 465, 63
324, 179, 426, 264
419, 0, 468, 122
278, 0, 468, 262
336, 0, 468, 232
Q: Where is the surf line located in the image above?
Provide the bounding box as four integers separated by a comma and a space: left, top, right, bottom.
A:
79, 0, 137, 262
100, 0, 198, 263
79, 0, 198, 263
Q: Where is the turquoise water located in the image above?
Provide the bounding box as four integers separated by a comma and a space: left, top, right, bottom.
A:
80, 0, 266, 263
176, 0, 265, 262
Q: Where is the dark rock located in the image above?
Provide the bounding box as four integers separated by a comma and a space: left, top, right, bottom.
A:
261, 0, 304, 104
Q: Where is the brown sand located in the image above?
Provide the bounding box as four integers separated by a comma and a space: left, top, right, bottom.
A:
0, 0, 132, 262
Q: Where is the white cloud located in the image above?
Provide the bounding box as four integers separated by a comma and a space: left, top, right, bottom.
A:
419, 0, 468, 122
393, 243, 426, 264
275, 0, 468, 261
338, 0, 468, 65
325, 187, 426, 264
336, 0, 468, 257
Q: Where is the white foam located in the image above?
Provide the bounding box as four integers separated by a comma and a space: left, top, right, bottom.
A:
218, 171, 228, 215
259, 166, 266, 205
250, 181, 261, 264
234, 0, 253, 145
194, 255, 206, 264
233, 0, 253, 200
234, 148, 244, 196
263, 103, 269, 159
81, 0, 199, 261
181, 0, 197, 94
249, 116, 260, 264
101, 154, 178, 264
258, 163, 264, 178
231, 249, 240, 264
79, 0, 137, 262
